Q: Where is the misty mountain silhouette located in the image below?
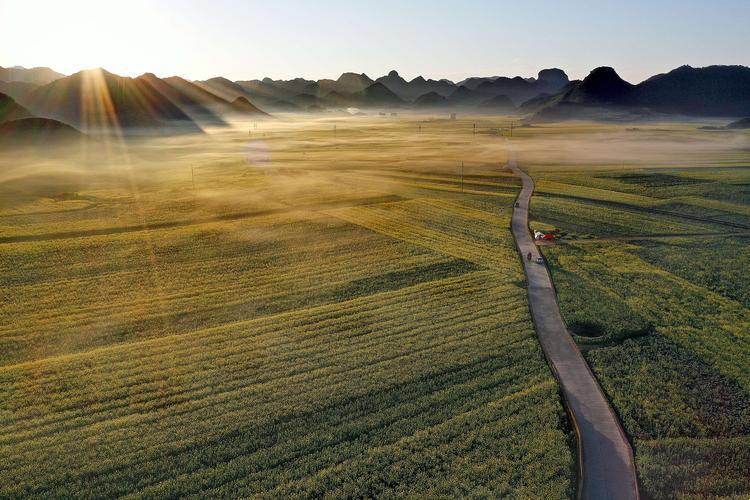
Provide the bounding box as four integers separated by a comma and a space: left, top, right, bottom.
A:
0, 81, 40, 106
407, 76, 456, 99
228, 68, 569, 110
4, 64, 750, 131
0, 92, 33, 123
248, 78, 408, 109
353, 82, 404, 106
23, 69, 202, 131
475, 77, 543, 104
634, 65, 750, 116
320, 90, 350, 107
447, 86, 486, 106
196, 77, 253, 102
375, 70, 409, 97
137, 73, 228, 126
0, 117, 84, 145
320, 73, 375, 95
452, 69, 570, 105
214, 65, 750, 115
196, 77, 272, 113
562, 67, 635, 105
235, 78, 315, 110
375, 71, 456, 101
479, 94, 516, 112
537, 68, 569, 88
157, 75, 267, 118
414, 91, 448, 107
271, 77, 320, 95
456, 76, 499, 90
531, 65, 750, 119
230, 96, 268, 115
0, 66, 64, 85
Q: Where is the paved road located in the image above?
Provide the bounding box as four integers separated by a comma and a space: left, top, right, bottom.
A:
509, 159, 639, 500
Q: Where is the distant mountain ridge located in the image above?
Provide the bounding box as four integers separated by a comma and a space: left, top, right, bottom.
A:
480, 94, 516, 113
634, 65, 750, 116
23, 69, 201, 131
0, 92, 33, 123
215, 68, 570, 111
561, 67, 635, 105
219, 64, 750, 117
376, 71, 456, 101
0, 65, 64, 85
15, 69, 268, 133
3, 64, 750, 136
453, 69, 570, 105
530, 65, 750, 120
0, 91, 87, 147
137, 73, 228, 126
139, 74, 267, 123
0, 80, 40, 104
0, 117, 84, 146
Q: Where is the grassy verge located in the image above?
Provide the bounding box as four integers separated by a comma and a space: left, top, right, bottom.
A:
533, 166, 750, 498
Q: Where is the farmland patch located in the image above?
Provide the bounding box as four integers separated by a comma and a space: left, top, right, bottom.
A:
604, 172, 707, 187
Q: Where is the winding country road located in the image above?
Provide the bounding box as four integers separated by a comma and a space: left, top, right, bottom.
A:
509, 159, 639, 500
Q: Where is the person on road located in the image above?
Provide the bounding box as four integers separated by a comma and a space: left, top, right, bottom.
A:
527, 252, 531, 261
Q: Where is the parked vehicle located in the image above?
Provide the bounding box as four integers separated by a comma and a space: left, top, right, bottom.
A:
534, 231, 556, 241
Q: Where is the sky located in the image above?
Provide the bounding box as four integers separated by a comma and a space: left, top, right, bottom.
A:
2, 0, 749, 84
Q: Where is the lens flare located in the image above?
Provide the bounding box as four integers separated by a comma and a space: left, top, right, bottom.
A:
245, 139, 272, 167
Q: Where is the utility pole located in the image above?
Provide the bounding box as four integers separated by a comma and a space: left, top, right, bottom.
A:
473, 123, 476, 136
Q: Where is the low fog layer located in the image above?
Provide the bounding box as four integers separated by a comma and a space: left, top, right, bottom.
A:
1, 115, 748, 221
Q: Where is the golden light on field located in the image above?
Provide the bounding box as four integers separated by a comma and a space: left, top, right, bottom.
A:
2, 0, 750, 493
0, 115, 749, 497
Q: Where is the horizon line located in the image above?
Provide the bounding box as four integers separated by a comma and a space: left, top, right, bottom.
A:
4, 62, 750, 86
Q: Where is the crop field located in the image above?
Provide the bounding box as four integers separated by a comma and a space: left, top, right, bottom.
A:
4, 116, 748, 498
0, 115, 575, 497
526, 125, 750, 499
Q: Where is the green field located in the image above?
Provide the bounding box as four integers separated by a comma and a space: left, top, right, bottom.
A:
524, 125, 750, 499
0, 116, 575, 497
3, 116, 749, 498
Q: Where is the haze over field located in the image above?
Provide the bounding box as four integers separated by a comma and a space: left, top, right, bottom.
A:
2, 114, 749, 498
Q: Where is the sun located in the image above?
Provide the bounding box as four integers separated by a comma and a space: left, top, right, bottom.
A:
1, 0, 180, 77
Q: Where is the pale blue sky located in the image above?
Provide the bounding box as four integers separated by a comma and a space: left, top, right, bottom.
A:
2, 0, 748, 83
